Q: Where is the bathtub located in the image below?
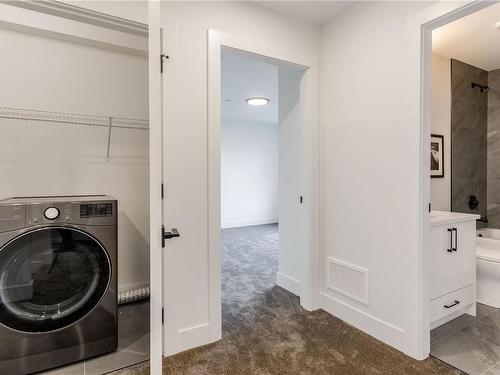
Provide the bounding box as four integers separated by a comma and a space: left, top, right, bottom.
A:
476, 228, 500, 308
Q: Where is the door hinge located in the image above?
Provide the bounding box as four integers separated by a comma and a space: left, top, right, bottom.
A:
429, 202, 431, 213
160, 54, 169, 74
162, 308, 164, 324
161, 183, 164, 199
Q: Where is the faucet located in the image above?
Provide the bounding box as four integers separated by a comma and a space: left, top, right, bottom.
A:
469, 195, 479, 210
469, 195, 487, 223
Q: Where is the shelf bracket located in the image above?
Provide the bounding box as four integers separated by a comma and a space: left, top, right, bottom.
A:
106, 117, 113, 159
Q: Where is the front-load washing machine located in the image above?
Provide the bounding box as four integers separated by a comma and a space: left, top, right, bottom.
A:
0, 195, 118, 374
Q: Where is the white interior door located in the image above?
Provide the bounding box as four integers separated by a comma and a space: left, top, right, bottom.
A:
148, 2, 163, 374
160, 22, 217, 356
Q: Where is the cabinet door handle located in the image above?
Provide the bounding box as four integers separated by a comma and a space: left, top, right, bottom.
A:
447, 228, 453, 252
444, 300, 460, 309
452, 227, 458, 252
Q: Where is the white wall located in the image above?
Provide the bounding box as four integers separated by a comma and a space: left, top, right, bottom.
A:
221, 119, 279, 228
0, 28, 149, 290
160, 1, 319, 355
320, 1, 432, 356
431, 53, 451, 211
68, 1, 148, 24
0, 2, 147, 57
277, 67, 306, 296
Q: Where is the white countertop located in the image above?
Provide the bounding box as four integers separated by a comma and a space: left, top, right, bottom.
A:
430, 210, 480, 226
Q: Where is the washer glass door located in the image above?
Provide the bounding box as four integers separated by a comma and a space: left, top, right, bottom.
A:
0, 227, 111, 333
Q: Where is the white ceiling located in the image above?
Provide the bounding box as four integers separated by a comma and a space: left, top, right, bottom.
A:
256, 1, 351, 25
222, 48, 279, 124
433, 2, 500, 72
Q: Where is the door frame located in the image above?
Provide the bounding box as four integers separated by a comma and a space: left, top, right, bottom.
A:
207, 29, 320, 342
148, 1, 163, 374
407, 0, 494, 360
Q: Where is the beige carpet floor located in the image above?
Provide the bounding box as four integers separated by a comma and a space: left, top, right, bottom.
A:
112, 225, 463, 375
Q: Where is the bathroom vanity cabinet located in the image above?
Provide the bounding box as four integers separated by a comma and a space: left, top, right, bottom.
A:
429, 211, 480, 329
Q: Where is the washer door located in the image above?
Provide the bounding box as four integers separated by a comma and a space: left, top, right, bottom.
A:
0, 227, 111, 333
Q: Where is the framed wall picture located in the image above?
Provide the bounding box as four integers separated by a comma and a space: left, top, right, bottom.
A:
430, 134, 444, 178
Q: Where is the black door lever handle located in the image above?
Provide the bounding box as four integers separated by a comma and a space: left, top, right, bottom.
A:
162, 226, 180, 247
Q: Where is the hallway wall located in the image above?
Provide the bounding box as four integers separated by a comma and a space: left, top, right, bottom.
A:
320, 0, 433, 357
221, 119, 279, 228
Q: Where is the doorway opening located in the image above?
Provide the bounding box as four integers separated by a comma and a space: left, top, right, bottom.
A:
219, 46, 308, 337
428, 3, 500, 374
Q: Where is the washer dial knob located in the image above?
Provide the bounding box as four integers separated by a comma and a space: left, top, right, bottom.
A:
44, 207, 60, 220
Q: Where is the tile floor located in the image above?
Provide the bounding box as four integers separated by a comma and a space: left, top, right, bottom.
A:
40, 301, 149, 375
431, 302, 500, 375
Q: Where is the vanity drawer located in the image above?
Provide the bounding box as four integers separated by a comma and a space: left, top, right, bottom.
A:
430, 284, 474, 323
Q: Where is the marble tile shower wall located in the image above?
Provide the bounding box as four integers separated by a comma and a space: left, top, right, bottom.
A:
488, 69, 500, 228
451, 59, 488, 223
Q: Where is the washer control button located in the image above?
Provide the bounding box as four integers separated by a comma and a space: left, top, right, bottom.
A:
44, 207, 60, 220
33, 218, 39, 224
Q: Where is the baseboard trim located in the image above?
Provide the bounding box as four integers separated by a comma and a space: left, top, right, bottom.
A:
320, 292, 405, 352
221, 218, 278, 229
277, 272, 301, 296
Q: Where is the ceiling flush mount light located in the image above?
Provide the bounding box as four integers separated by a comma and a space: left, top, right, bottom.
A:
246, 97, 269, 106
496, 21, 500, 30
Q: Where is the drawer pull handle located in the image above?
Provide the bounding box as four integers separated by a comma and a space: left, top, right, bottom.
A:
444, 300, 460, 309
447, 228, 453, 252
452, 227, 458, 252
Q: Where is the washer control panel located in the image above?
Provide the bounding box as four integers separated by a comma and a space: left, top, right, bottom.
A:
28, 204, 71, 225
80, 203, 113, 218
23, 198, 116, 226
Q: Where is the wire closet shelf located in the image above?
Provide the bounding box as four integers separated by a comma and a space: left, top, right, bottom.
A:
0, 106, 149, 130
0, 106, 149, 158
